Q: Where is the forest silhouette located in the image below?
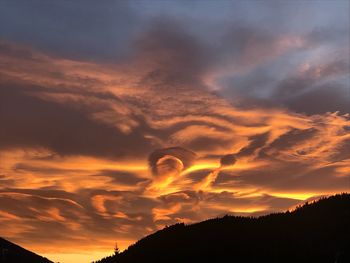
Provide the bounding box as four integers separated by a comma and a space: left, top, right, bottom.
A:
0, 237, 52, 263
94, 193, 350, 263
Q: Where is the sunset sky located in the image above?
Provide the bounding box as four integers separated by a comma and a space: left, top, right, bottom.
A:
0, 1, 349, 262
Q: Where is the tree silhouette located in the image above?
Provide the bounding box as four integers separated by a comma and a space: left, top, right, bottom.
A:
94, 193, 350, 263
114, 243, 120, 256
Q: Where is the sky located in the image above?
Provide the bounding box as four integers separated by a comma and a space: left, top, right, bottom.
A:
0, 0, 349, 262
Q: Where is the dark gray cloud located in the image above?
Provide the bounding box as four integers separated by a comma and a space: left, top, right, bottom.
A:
183, 169, 212, 184
1, 0, 348, 116
0, 82, 154, 159
237, 133, 269, 158
181, 136, 234, 153
261, 128, 317, 156
329, 138, 350, 163
271, 59, 349, 114
93, 170, 150, 186
273, 59, 348, 97
134, 18, 212, 90
12, 163, 84, 175
282, 83, 349, 115
222, 57, 349, 115
214, 161, 350, 193
220, 154, 236, 167
0, 0, 139, 62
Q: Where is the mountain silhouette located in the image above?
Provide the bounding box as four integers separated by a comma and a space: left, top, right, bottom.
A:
94, 193, 350, 263
0, 237, 52, 263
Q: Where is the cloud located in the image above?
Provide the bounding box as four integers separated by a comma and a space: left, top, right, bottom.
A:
220, 56, 349, 115
0, 83, 154, 158
0, 3, 349, 258
126, 18, 215, 96
148, 147, 197, 176
282, 83, 349, 115
0, 42, 159, 159
260, 128, 317, 156
0, 0, 139, 62
237, 133, 270, 158
274, 61, 346, 97
93, 170, 150, 186
220, 154, 237, 167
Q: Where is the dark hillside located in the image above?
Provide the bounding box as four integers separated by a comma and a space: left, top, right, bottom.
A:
0, 237, 53, 263
95, 193, 350, 263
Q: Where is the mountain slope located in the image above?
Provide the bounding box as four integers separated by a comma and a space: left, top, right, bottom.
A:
0, 237, 53, 263
95, 193, 350, 263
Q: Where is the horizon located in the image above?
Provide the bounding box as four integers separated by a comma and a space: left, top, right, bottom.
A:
0, 1, 349, 262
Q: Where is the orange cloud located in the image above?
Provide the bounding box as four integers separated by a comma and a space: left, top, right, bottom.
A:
0, 39, 349, 261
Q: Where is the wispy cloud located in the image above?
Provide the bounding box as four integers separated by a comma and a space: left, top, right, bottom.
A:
0, 1, 349, 261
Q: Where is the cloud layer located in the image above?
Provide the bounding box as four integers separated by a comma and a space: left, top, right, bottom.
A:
0, 1, 349, 262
